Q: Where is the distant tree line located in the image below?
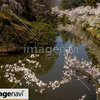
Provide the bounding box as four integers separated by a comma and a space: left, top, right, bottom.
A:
86, 0, 100, 7
59, 0, 100, 10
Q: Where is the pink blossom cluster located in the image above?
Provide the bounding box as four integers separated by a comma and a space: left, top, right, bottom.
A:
0, 45, 100, 96
79, 94, 86, 100
64, 45, 100, 83
0, 0, 23, 15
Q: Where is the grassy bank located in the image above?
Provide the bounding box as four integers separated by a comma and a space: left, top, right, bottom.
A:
82, 24, 100, 41
57, 15, 100, 42
55, 16, 75, 25
0, 11, 56, 53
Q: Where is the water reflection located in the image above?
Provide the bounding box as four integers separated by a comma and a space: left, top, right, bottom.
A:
0, 45, 99, 100
57, 24, 100, 66
0, 53, 59, 75
0, 52, 59, 90
63, 45, 100, 100
0, 24, 100, 100
58, 30, 82, 46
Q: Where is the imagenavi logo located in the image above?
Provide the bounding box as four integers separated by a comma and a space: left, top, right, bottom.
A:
0, 89, 29, 100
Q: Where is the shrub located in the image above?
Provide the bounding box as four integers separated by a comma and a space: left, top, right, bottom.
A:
86, 0, 100, 7
31, 22, 56, 46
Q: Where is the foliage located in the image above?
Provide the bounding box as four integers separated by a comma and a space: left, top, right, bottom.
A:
58, 0, 73, 10
72, 0, 86, 7
86, 0, 100, 7
31, 22, 56, 46
58, 0, 86, 10
57, 15, 73, 24
0, 0, 57, 52
83, 22, 90, 28
0, 0, 57, 21
36, 0, 57, 10
35, 15, 48, 22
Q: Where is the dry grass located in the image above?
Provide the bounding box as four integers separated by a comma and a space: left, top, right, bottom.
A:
0, 11, 11, 20
0, 11, 32, 27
